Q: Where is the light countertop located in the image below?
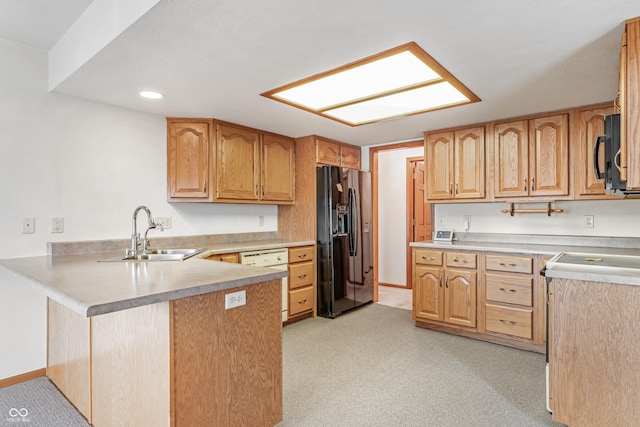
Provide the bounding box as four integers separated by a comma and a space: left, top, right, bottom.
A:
0, 238, 314, 317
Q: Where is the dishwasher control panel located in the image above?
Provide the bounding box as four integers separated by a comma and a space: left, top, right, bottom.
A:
239, 249, 288, 266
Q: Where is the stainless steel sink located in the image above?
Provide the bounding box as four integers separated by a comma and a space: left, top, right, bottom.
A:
99, 248, 208, 262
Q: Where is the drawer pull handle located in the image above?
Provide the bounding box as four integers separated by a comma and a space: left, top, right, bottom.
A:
499, 319, 517, 325
499, 288, 517, 293
298, 254, 307, 258
298, 274, 307, 279
499, 262, 517, 267
453, 259, 468, 263
421, 256, 435, 261
298, 298, 307, 304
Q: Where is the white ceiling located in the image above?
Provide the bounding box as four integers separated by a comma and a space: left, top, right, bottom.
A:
4, 0, 640, 146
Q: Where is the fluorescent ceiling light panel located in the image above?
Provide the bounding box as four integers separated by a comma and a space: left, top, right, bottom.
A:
139, 90, 164, 99
261, 42, 479, 126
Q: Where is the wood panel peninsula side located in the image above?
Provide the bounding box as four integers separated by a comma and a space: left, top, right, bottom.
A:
0, 253, 286, 426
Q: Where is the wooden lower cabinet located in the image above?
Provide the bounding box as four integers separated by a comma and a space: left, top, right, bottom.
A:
205, 252, 239, 263
549, 277, 640, 426
413, 249, 477, 329
412, 248, 545, 353
286, 245, 316, 322
47, 280, 283, 426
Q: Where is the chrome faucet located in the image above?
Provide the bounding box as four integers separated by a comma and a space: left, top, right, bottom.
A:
126, 206, 163, 257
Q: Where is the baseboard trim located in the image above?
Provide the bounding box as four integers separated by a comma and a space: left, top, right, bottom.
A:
0, 368, 46, 389
379, 282, 409, 289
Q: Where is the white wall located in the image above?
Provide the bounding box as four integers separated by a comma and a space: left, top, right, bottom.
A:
0, 39, 277, 379
377, 147, 424, 286
435, 199, 640, 237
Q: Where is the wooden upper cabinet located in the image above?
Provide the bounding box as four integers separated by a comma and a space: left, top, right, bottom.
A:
316, 138, 340, 166
261, 134, 295, 202
425, 126, 485, 201
529, 114, 569, 196
494, 115, 569, 198
216, 122, 260, 201
167, 120, 211, 200
315, 137, 361, 169
623, 18, 640, 189
455, 127, 485, 199
575, 104, 616, 198
340, 145, 361, 170
425, 132, 453, 200
494, 120, 529, 198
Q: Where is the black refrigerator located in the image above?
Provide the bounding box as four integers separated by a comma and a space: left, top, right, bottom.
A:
316, 165, 374, 318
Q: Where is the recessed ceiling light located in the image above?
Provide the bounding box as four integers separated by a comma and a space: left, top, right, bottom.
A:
261, 42, 480, 126
139, 90, 164, 99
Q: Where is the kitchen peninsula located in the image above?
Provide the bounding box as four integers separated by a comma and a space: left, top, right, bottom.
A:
0, 248, 289, 427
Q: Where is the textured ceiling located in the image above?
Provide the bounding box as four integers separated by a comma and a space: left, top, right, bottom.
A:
5, 0, 640, 146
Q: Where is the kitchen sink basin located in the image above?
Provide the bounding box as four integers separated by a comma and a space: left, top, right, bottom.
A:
99, 248, 208, 262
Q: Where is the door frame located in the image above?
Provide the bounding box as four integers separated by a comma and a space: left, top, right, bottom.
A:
369, 140, 423, 301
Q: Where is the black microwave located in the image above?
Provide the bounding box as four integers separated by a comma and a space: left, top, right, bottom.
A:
594, 114, 639, 197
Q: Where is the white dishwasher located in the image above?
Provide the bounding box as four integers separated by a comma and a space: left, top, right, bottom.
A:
239, 248, 289, 322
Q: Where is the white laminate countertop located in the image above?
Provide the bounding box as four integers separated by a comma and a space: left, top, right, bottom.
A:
0, 238, 315, 317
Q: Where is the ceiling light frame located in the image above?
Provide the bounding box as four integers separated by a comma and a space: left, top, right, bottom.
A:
261, 42, 480, 126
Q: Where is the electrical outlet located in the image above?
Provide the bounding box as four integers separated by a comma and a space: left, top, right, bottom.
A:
52, 217, 64, 233
22, 218, 35, 234
258, 215, 264, 227
463, 215, 471, 231
155, 216, 172, 229
225, 290, 246, 309
438, 216, 445, 226
584, 215, 594, 228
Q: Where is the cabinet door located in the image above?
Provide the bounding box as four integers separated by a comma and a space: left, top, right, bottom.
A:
620, 29, 628, 183
529, 114, 569, 196
167, 121, 210, 199
413, 266, 443, 321
625, 20, 640, 189
216, 123, 260, 200
261, 134, 295, 202
425, 132, 453, 200
316, 138, 341, 166
575, 105, 616, 197
454, 127, 485, 199
340, 145, 361, 170
444, 269, 476, 327
494, 120, 529, 198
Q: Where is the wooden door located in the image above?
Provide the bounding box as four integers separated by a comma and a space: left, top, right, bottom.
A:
425, 131, 453, 200
167, 120, 211, 199
316, 138, 340, 166
216, 123, 260, 201
413, 266, 443, 321
454, 127, 485, 199
407, 159, 432, 289
494, 120, 529, 198
529, 114, 569, 196
340, 145, 361, 169
444, 269, 476, 327
261, 134, 295, 202
576, 105, 616, 197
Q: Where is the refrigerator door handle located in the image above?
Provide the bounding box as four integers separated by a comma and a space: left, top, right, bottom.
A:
348, 188, 358, 257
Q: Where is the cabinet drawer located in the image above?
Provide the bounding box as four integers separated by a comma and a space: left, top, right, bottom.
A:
485, 304, 532, 339
485, 274, 533, 306
445, 252, 477, 269
205, 252, 238, 263
414, 249, 443, 266
289, 262, 314, 290
289, 286, 314, 316
289, 246, 314, 263
485, 254, 533, 274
